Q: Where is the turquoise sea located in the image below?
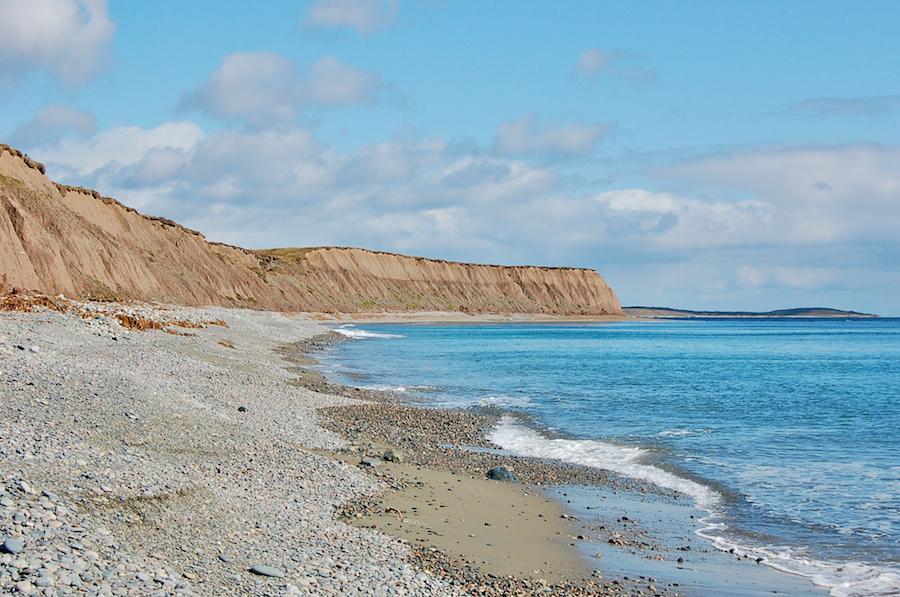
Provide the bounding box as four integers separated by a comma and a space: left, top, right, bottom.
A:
317, 319, 900, 597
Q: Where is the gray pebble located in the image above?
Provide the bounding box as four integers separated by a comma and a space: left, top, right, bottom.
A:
250, 564, 286, 578
486, 466, 519, 483
0, 308, 471, 597
3, 538, 25, 554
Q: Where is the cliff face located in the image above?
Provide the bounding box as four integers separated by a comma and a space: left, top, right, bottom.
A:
0, 145, 623, 315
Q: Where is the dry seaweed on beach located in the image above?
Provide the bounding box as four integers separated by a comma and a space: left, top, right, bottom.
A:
0, 291, 233, 332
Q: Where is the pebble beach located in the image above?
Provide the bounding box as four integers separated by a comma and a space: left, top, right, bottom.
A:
0, 296, 685, 597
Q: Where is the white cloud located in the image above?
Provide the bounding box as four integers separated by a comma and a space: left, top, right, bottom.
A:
31, 122, 559, 254
575, 49, 621, 77
305, 0, 399, 36
655, 144, 900, 243
574, 48, 657, 86
772, 266, 838, 290
736, 265, 766, 289
37, 121, 205, 206
304, 55, 384, 106
179, 52, 299, 125
29, 126, 900, 314
38, 127, 898, 257
594, 188, 774, 247
495, 112, 612, 156
179, 52, 384, 126
10, 104, 97, 147
593, 144, 900, 254
0, 0, 114, 86
736, 265, 839, 291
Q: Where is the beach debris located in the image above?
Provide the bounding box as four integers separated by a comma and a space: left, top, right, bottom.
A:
608, 533, 627, 546
383, 447, 403, 462
486, 466, 519, 483
385, 507, 404, 522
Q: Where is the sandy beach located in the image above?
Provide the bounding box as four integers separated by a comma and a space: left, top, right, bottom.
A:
0, 296, 826, 596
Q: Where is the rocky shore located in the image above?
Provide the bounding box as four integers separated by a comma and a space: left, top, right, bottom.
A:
0, 296, 679, 596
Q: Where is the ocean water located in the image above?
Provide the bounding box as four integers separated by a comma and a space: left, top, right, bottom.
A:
318, 319, 900, 597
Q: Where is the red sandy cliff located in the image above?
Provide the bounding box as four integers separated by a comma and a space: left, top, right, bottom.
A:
0, 145, 623, 315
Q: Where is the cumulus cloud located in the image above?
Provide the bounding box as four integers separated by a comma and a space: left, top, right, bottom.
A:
0, 0, 114, 87
737, 265, 839, 291
575, 143, 900, 311
304, 55, 385, 105
778, 95, 900, 119
594, 188, 774, 247
31, 122, 559, 256
36, 121, 206, 206
29, 123, 900, 313
575, 49, 622, 77
495, 112, 613, 156
654, 144, 900, 243
10, 104, 97, 147
179, 52, 384, 126
619, 143, 900, 308
38, 127, 900, 258
574, 48, 657, 86
304, 0, 399, 36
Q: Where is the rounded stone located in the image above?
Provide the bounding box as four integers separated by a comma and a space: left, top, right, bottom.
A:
3, 538, 25, 554
249, 564, 285, 578
486, 466, 519, 483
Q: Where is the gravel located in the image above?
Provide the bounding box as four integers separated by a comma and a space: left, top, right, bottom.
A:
0, 298, 678, 597
0, 303, 460, 597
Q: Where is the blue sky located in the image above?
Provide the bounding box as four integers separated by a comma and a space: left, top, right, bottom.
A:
2, 1, 899, 315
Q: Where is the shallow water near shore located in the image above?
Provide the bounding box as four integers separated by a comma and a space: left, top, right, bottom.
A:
317, 318, 900, 597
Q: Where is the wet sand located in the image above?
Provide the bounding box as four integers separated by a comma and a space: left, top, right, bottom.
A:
327, 456, 592, 584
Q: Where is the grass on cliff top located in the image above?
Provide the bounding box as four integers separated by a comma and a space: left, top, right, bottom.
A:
254, 247, 318, 261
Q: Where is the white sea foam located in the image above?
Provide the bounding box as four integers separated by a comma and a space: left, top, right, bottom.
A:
332, 325, 404, 339
657, 429, 693, 437
695, 530, 900, 597
487, 417, 721, 511
362, 384, 408, 393
488, 418, 900, 597
476, 394, 536, 409
657, 429, 715, 437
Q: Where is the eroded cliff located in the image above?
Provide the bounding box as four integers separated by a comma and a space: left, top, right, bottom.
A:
0, 145, 623, 315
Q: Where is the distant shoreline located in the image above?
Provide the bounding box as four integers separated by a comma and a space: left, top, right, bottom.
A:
623, 306, 878, 319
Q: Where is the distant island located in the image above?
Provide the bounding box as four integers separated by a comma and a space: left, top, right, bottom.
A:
623, 307, 879, 319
